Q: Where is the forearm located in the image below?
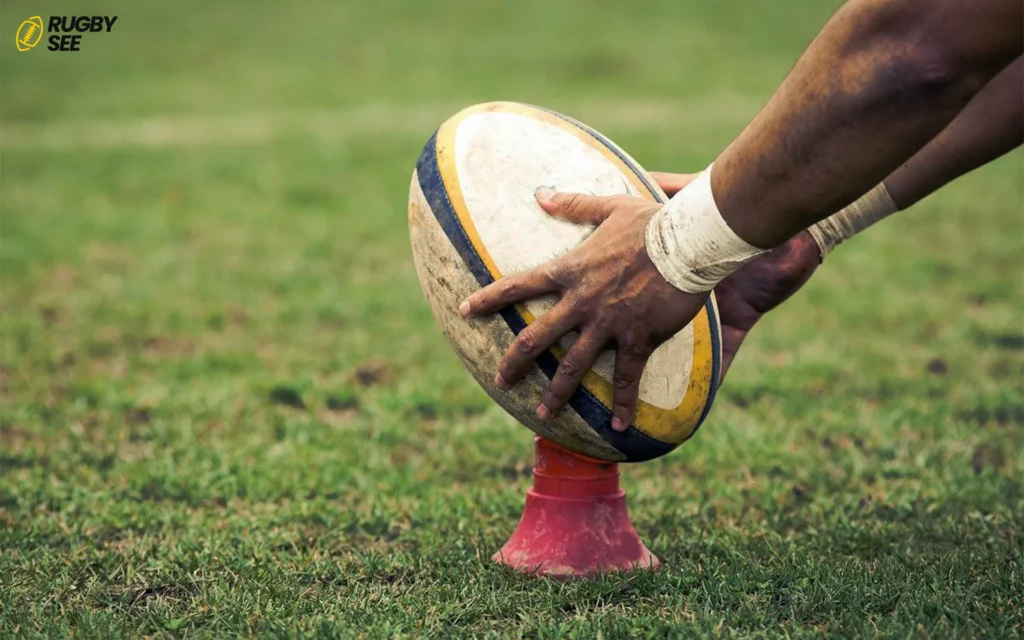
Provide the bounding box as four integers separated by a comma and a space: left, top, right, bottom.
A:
885, 55, 1023, 209
713, 0, 1022, 249
809, 56, 1024, 256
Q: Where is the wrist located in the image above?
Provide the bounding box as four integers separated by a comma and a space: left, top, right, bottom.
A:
807, 182, 899, 260
645, 164, 767, 293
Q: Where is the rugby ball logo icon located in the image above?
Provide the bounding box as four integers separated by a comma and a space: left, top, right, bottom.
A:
16, 16, 43, 51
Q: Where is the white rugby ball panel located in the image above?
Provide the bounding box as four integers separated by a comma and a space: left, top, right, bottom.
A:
453, 111, 695, 411
409, 102, 722, 462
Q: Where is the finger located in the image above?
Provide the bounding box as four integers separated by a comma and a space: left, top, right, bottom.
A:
536, 331, 605, 422
648, 172, 697, 198
534, 188, 634, 225
460, 267, 558, 319
609, 342, 651, 431
496, 302, 580, 390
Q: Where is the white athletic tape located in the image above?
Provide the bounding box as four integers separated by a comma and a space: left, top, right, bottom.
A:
645, 164, 766, 293
807, 183, 898, 260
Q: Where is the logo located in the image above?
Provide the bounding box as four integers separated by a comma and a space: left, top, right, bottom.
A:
15, 15, 117, 52
16, 16, 43, 51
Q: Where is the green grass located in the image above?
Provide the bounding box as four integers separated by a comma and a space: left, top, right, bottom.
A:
1, 0, 1022, 637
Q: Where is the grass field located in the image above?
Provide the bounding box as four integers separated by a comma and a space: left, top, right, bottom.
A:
2, 0, 1022, 637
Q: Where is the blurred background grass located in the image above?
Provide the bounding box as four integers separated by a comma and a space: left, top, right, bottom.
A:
1, 0, 1021, 637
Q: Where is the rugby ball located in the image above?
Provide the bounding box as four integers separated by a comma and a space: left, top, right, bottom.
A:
408, 102, 721, 462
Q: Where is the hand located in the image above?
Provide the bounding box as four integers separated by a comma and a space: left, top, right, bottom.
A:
653, 172, 822, 382
459, 188, 709, 431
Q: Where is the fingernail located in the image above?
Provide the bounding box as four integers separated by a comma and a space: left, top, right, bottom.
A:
458, 300, 471, 317
535, 187, 555, 202
611, 417, 625, 431
537, 404, 551, 421
495, 373, 509, 390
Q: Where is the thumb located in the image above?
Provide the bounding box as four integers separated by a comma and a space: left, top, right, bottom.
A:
535, 188, 629, 225
648, 172, 697, 198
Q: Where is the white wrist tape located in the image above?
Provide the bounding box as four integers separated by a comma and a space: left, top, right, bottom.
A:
645, 165, 767, 293
807, 183, 898, 260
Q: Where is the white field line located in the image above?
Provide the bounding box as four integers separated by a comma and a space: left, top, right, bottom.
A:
0, 94, 763, 151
